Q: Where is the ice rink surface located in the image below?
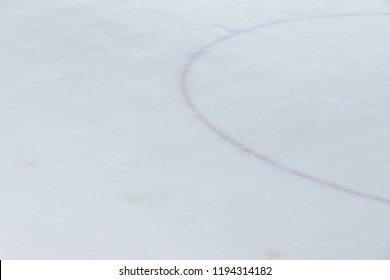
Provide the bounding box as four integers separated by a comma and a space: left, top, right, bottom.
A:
1, 0, 390, 259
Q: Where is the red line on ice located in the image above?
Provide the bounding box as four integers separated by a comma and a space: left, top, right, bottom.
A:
180, 13, 390, 205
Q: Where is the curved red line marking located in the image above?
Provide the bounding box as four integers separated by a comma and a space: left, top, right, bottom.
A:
180, 13, 390, 205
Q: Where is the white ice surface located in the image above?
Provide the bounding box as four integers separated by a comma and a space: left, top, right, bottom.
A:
1, 0, 390, 259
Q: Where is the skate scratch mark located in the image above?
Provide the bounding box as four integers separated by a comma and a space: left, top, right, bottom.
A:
282, 10, 306, 19
180, 13, 390, 206
214, 24, 240, 34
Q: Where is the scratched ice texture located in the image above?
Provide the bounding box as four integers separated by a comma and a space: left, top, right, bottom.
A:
1, 0, 390, 259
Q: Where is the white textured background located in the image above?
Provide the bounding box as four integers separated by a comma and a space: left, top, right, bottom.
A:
1, 0, 390, 259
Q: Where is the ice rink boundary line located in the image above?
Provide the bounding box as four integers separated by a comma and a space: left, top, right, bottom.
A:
180, 12, 390, 206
